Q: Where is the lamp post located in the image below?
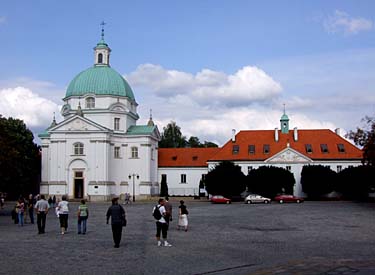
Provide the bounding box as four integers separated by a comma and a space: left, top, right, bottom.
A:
128, 174, 139, 202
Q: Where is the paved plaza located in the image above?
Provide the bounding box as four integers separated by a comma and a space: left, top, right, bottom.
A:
0, 200, 375, 275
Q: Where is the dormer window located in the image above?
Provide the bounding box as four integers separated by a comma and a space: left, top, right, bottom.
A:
192, 156, 198, 161
85, 97, 95, 109
263, 144, 270, 154
172, 156, 177, 161
98, 53, 103, 64
232, 145, 239, 154
248, 145, 255, 154
320, 144, 329, 153
305, 144, 313, 154
337, 144, 345, 153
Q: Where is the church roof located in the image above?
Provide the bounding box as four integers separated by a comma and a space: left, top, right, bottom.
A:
158, 148, 220, 167
65, 66, 135, 99
126, 125, 157, 135
209, 129, 362, 162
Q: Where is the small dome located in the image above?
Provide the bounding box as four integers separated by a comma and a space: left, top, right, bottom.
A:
65, 66, 135, 100
280, 113, 289, 121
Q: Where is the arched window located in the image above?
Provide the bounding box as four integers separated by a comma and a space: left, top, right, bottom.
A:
85, 97, 95, 108
74, 142, 84, 155
98, 53, 103, 64
131, 147, 138, 158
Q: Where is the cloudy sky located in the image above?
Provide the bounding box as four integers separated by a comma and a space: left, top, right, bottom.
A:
1, 1, 375, 145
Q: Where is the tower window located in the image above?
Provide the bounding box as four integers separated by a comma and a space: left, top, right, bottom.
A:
131, 147, 138, 158
98, 53, 103, 64
320, 144, 329, 153
73, 142, 84, 155
337, 144, 345, 153
232, 145, 239, 154
248, 145, 255, 154
305, 144, 313, 153
85, 97, 95, 109
263, 144, 270, 154
114, 118, 120, 130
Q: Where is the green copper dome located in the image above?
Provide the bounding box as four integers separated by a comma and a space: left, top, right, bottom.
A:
65, 66, 135, 100
280, 113, 289, 120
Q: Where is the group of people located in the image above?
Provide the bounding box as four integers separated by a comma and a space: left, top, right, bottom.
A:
10, 194, 190, 249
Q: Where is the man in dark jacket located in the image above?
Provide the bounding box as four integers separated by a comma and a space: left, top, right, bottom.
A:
106, 197, 126, 248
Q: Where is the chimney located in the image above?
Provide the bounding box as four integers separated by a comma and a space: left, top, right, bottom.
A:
293, 127, 298, 142
335, 128, 341, 136
274, 128, 279, 142
232, 129, 236, 142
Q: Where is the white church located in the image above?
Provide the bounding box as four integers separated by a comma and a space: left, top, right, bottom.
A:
39, 32, 363, 201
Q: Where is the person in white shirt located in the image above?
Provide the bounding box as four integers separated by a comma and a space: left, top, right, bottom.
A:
153, 198, 172, 247
57, 195, 69, 235
34, 195, 49, 234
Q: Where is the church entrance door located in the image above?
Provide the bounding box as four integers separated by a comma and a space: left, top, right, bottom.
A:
74, 171, 84, 199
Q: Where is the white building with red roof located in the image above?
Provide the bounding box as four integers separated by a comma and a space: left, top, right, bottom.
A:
158, 112, 363, 197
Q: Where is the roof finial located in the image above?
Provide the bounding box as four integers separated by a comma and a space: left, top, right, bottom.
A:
147, 109, 154, 126
100, 21, 106, 41
150, 109, 153, 120
50, 112, 57, 127
283, 103, 286, 114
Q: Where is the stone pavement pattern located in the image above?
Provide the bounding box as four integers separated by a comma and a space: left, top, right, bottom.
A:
0, 200, 374, 275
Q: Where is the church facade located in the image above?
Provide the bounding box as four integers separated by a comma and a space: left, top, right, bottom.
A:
39, 34, 363, 201
39, 33, 160, 201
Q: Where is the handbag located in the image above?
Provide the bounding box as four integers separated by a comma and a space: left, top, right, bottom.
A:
121, 216, 127, 227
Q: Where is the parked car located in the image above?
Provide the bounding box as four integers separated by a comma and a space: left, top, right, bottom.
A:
244, 194, 271, 204
210, 195, 231, 204
274, 194, 304, 203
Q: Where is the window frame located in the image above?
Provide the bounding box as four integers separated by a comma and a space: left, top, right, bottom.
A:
337, 144, 345, 153
232, 145, 239, 155
305, 144, 313, 154
114, 146, 120, 159
263, 144, 270, 154
320, 144, 329, 153
180, 174, 187, 184
73, 142, 84, 155
98, 53, 103, 64
131, 147, 138, 158
114, 118, 120, 130
248, 145, 255, 154
85, 97, 95, 109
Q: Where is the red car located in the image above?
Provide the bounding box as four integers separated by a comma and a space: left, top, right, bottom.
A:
274, 194, 304, 204
210, 195, 231, 204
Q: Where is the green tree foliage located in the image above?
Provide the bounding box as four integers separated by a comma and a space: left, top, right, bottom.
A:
301, 165, 336, 199
159, 121, 187, 148
336, 166, 375, 200
205, 161, 246, 198
246, 166, 295, 199
159, 121, 218, 148
0, 116, 40, 199
160, 176, 169, 198
347, 116, 375, 166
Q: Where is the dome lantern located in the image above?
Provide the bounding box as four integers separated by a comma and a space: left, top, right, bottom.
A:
94, 21, 111, 66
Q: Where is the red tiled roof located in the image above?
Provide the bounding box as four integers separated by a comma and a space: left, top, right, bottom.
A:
158, 148, 220, 167
208, 129, 362, 161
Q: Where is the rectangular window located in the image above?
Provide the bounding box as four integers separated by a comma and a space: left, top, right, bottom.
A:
232, 145, 239, 154
305, 144, 313, 154
286, 166, 291, 171
181, 174, 187, 184
131, 147, 138, 158
248, 145, 255, 154
114, 147, 120, 158
114, 118, 120, 130
320, 144, 329, 153
337, 144, 345, 153
75, 171, 83, 178
247, 166, 253, 174
263, 144, 270, 154
337, 165, 342, 172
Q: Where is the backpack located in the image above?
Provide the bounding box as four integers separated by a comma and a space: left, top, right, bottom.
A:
153, 205, 162, 220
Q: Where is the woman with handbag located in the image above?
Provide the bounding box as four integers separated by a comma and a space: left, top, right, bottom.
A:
178, 200, 189, 232
106, 197, 126, 248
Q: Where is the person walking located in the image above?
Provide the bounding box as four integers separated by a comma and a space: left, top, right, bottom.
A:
27, 194, 35, 224
16, 197, 25, 227
77, 199, 89, 234
57, 195, 69, 235
153, 198, 172, 247
106, 197, 126, 248
34, 195, 49, 234
178, 200, 189, 231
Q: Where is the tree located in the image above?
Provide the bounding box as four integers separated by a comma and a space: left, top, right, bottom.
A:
205, 161, 246, 198
301, 165, 337, 199
347, 116, 375, 166
187, 136, 202, 148
159, 121, 187, 148
0, 116, 40, 199
160, 176, 169, 198
203, 141, 218, 148
247, 166, 295, 199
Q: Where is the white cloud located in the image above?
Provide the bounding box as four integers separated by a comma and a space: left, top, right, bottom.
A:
127, 64, 282, 106
0, 87, 60, 128
324, 10, 373, 34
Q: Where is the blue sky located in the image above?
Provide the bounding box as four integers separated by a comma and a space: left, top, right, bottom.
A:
1, 1, 375, 145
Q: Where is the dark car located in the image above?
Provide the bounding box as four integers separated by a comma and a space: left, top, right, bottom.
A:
274, 194, 304, 203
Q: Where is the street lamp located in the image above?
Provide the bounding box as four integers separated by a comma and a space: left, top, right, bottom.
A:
128, 174, 139, 202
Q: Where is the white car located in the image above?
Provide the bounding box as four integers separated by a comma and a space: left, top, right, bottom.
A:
245, 194, 271, 204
